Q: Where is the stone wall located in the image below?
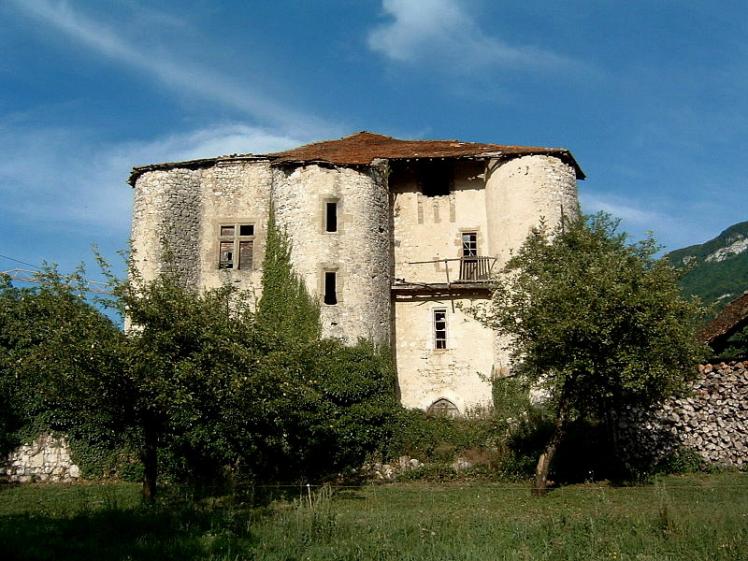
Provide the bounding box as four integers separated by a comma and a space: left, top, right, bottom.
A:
621, 361, 748, 467
3, 434, 81, 483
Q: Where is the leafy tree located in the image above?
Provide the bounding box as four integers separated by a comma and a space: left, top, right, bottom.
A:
475, 213, 706, 493
109, 262, 257, 499
0, 269, 127, 464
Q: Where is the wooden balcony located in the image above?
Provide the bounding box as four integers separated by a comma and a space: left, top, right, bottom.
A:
394, 256, 496, 294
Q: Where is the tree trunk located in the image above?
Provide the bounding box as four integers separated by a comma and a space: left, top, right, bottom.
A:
142, 421, 158, 502
532, 398, 568, 496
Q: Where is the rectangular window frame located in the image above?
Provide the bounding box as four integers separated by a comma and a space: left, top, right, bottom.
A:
325, 201, 338, 233
323, 270, 338, 306
218, 221, 255, 271
461, 231, 478, 257
433, 308, 448, 350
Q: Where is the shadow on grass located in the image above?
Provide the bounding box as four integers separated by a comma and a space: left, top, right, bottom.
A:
0, 498, 254, 561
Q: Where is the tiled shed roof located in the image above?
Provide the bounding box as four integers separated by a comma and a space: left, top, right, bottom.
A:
701, 291, 748, 349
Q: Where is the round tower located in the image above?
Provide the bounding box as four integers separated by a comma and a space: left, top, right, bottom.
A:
484, 155, 578, 267
271, 161, 391, 345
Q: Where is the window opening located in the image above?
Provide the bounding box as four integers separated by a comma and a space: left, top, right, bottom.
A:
219, 241, 234, 269
325, 202, 338, 232
433, 308, 447, 349
219, 223, 254, 270
238, 241, 253, 270
462, 232, 478, 257
420, 161, 452, 197
324, 271, 337, 305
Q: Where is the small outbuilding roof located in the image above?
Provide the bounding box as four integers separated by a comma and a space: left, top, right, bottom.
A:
701, 291, 748, 350
129, 131, 585, 185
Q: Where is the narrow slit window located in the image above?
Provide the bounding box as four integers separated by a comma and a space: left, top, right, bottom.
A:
433, 309, 447, 349
219, 241, 234, 269
324, 271, 337, 305
238, 240, 253, 270
326, 202, 338, 232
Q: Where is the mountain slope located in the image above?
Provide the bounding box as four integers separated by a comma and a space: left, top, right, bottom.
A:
667, 221, 748, 313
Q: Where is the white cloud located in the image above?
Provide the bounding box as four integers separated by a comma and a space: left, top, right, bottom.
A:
580, 193, 664, 226
7, 0, 332, 134
579, 191, 705, 252
367, 0, 576, 72
0, 123, 307, 235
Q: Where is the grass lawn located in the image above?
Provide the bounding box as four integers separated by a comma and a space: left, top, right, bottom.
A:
0, 473, 746, 560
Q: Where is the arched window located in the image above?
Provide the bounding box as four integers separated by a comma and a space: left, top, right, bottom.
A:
427, 398, 459, 417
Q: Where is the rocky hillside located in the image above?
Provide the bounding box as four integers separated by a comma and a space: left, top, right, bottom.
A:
667, 221, 748, 313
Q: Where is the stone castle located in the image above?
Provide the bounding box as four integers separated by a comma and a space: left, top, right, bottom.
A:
128, 131, 584, 414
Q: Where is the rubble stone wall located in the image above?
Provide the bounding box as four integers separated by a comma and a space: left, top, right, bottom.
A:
3, 434, 81, 483
621, 361, 748, 467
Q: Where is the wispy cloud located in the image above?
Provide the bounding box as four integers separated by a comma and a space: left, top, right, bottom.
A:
7, 0, 333, 134
367, 0, 579, 73
579, 191, 711, 252
0, 123, 307, 234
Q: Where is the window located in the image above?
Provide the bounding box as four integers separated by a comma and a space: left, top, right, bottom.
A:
462, 232, 477, 257
420, 161, 452, 196
218, 223, 254, 270
325, 202, 338, 232
433, 308, 447, 349
324, 271, 337, 305
219, 241, 234, 269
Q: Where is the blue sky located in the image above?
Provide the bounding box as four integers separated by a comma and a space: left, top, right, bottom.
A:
2, 0, 747, 280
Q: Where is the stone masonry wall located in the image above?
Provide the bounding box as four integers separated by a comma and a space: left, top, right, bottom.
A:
131, 169, 202, 286
3, 434, 81, 483
621, 361, 748, 467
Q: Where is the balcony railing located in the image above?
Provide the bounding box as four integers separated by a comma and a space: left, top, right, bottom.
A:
458, 256, 493, 282
404, 256, 496, 285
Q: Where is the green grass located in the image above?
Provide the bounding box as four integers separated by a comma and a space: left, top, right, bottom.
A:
1, 474, 747, 560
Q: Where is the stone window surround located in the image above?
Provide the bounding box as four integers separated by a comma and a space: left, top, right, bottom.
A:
321, 196, 343, 234
457, 227, 482, 258
216, 219, 255, 271
319, 264, 343, 306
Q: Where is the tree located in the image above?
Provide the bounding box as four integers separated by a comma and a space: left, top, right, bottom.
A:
0, 268, 127, 466
476, 213, 706, 494
110, 263, 256, 499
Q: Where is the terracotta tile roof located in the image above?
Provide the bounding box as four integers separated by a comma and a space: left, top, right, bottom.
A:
269, 132, 585, 178
128, 131, 585, 185
700, 291, 748, 348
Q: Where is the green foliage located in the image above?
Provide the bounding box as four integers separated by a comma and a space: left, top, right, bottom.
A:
0, 269, 128, 472
256, 205, 320, 342
481, 213, 707, 421
491, 374, 531, 421
388, 408, 505, 462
